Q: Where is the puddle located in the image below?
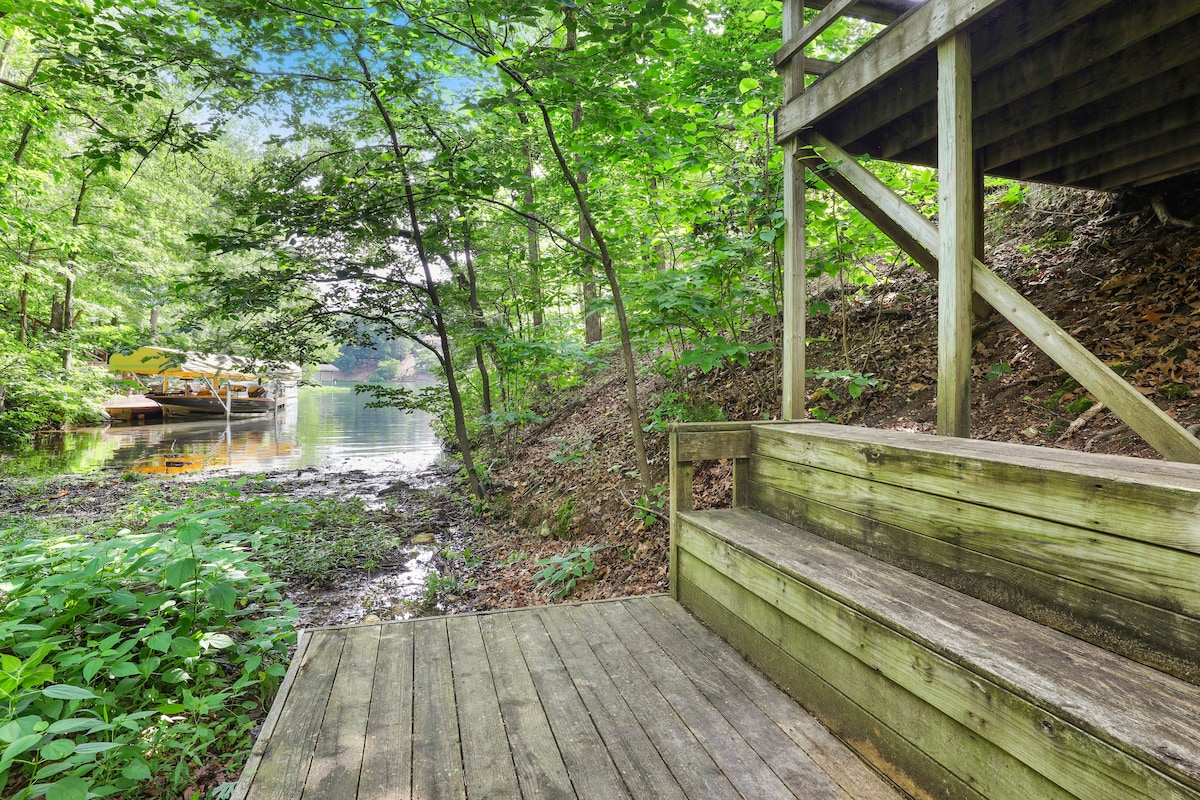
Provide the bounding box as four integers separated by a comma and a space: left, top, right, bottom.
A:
288, 548, 438, 628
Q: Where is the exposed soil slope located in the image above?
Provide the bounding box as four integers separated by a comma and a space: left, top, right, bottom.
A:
458, 187, 1200, 609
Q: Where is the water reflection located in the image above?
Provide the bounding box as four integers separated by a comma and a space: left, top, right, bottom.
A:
0, 385, 443, 476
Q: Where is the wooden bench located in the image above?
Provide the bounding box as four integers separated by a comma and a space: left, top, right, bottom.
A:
670, 421, 1200, 800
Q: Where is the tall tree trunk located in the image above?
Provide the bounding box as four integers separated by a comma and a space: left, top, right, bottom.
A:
149, 306, 160, 343
516, 73, 653, 494
462, 221, 493, 420
650, 175, 668, 272
567, 18, 601, 346
358, 52, 485, 500
17, 272, 28, 344
520, 122, 545, 331
61, 275, 73, 369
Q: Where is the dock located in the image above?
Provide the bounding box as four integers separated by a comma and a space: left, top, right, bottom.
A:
232, 595, 901, 799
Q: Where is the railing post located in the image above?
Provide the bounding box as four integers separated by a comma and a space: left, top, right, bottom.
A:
781, 0, 808, 421
668, 425, 693, 599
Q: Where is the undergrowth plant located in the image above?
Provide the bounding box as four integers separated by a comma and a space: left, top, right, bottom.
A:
533, 545, 605, 598
0, 487, 299, 799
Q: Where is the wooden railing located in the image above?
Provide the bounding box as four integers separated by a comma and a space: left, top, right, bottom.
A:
668, 420, 809, 595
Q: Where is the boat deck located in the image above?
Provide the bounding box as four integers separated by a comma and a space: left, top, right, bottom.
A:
232, 595, 903, 799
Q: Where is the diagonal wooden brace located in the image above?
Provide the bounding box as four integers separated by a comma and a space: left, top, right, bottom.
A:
797, 131, 1200, 463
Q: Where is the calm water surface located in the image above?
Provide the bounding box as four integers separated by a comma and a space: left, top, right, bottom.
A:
0, 385, 443, 477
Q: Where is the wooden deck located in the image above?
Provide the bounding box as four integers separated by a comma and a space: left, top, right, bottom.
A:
232, 595, 903, 800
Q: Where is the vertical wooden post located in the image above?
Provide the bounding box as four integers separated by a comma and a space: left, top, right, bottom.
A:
668, 426, 692, 599
781, 0, 807, 420
937, 32, 974, 438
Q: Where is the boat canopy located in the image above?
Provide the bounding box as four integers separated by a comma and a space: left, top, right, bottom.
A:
108, 346, 301, 381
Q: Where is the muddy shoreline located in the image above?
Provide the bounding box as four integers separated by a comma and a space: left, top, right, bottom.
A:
0, 462, 482, 629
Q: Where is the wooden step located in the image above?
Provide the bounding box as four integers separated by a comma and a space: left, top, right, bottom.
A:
676, 507, 1200, 800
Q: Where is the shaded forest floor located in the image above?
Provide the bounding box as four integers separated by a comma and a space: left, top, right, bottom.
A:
455, 186, 1200, 610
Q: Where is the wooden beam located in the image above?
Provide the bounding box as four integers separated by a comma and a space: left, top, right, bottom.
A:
805, 57, 840, 77
1051, 118, 1200, 188
880, 4, 1200, 163
783, 144, 807, 421
800, 131, 1200, 463
782, 0, 807, 419
1010, 61, 1200, 182
775, 0, 1011, 145
804, 0, 915, 25
818, 0, 1106, 159
936, 32, 973, 438
776, 0, 863, 71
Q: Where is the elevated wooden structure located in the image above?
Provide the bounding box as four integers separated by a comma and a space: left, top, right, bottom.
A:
670, 420, 1200, 800
776, 0, 1200, 461
231, 596, 901, 799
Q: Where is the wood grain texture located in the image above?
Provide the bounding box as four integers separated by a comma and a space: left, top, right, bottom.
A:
748, 478, 1200, 682
447, 615, 521, 799
936, 31, 974, 438
748, 454, 1200, 616
359, 623, 415, 800
677, 509, 1200, 798
752, 423, 1200, 552
412, 619, 467, 800
235, 598, 906, 800
241, 629, 346, 800
301, 626, 379, 800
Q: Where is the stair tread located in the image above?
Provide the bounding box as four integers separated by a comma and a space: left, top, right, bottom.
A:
680, 506, 1200, 785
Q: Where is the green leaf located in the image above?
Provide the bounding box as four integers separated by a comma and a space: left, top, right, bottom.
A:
73, 741, 122, 755
82, 659, 104, 682
164, 557, 198, 589
42, 684, 98, 701
46, 776, 88, 800
740, 97, 764, 116
200, 632, 236, 651
109, 661, 140, 678
206, 581, 237, 612
0, 733, 42, 769
146, 631, 172, 652
39, 738, 75, 760
738, 77, 760, 94
122, 758, 152, 780
748, 9, 768, 24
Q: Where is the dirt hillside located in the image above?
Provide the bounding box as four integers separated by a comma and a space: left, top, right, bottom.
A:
457, 186, 1200, 610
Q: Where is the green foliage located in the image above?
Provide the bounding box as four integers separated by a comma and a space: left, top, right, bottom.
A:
548, 436, 593, 467
0, 502, 297, 799
533, 545, 605, 598
984, 362, 1014, 381
644, 390, 726, 433
807, 368, 882, 402
0, 338, 110, 447
633, 485, 669, 526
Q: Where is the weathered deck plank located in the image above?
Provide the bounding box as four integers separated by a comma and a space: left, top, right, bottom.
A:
234, 596, 902, 799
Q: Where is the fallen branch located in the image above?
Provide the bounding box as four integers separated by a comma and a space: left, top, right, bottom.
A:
1056, 401, 1105, 442
1085, 424, 1127, 451
1151, 195, 1197, 229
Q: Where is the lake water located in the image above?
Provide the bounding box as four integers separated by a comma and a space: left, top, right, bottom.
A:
0, 385, 444, 477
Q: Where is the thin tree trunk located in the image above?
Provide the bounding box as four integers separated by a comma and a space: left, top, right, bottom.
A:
149, 306, 160, 343
521, 132, 545, 331
61, 275, 73, 369
357, 52, 484, 500
18, 272, 28, 344
463, 222, 493, 420
650, 175, 668, 272
567, 18, 601, 346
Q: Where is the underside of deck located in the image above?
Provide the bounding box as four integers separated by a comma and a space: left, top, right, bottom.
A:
779, 0, 1200, 191
232, 595, 902, 800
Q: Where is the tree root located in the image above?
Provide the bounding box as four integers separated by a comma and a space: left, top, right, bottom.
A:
1151, 195, 1197, 228
1056, 401, 1105, 442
